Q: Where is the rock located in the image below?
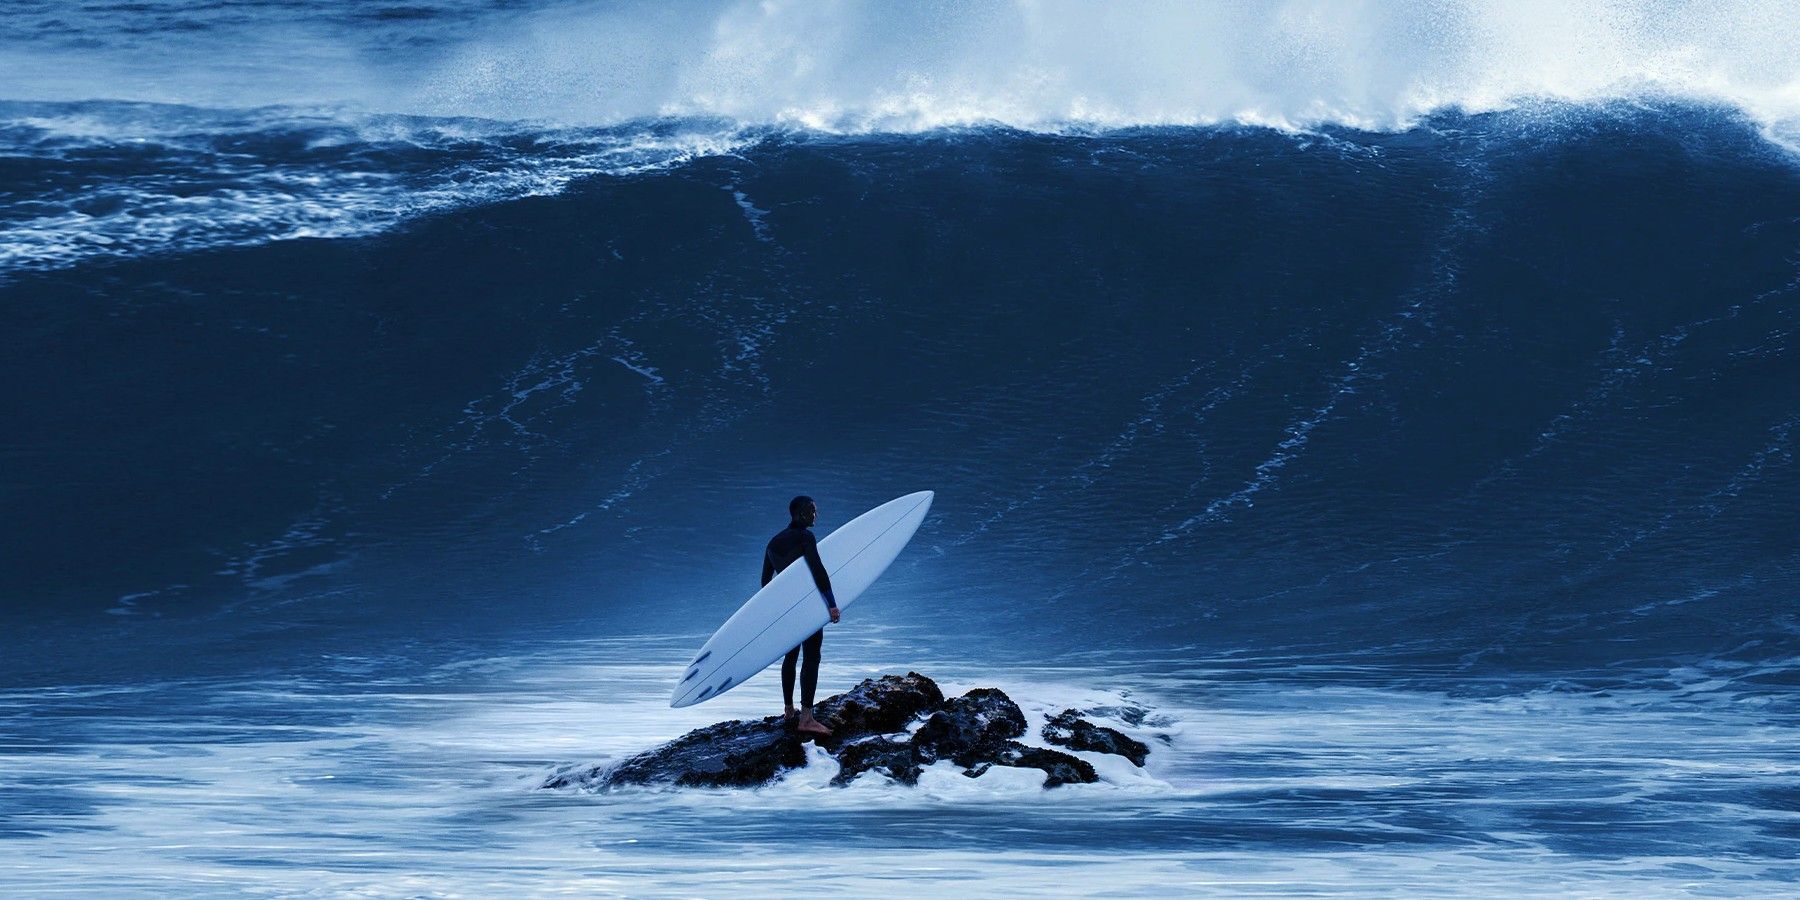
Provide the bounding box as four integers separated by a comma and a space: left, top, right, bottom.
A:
905, 687, 1098, 787
814, 672, 945, 752
831, 735, 921, 786
546, 715, 805, 789
976, 743, 1098, 787
545, 674, 1145, 791
1043, 709, 1150, 766
913, 687, 1027, 768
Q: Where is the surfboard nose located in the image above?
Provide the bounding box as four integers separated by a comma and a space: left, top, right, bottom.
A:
912, 490, 934, 518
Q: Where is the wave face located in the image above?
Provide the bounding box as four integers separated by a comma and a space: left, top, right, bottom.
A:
5, 97, 1797, 681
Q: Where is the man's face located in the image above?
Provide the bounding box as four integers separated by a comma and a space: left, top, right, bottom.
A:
802, 502, 818, 525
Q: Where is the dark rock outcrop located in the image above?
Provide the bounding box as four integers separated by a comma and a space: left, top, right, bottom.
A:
813, 671, 946, 751
968, 744, 1097, 787
830, 735, 922, 786
913, 687, 1028, 766
830, 686, 1060, 786
580, 715, 805, 789
1043, 709, 1150, 766
544, 672, 1147, 792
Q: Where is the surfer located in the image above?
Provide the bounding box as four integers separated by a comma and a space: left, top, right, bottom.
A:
763, 495, 840, 737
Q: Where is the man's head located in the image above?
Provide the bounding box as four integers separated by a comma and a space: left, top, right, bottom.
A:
789, 495, 817, 527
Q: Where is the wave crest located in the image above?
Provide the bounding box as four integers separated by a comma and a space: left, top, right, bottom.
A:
6, 1, 1800, 138
0, 102, 756, 274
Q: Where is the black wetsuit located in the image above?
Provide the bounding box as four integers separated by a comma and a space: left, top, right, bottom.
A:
763, 523, 837, 709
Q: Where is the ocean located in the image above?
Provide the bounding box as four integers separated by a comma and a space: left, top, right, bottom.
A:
3, 1, 1798, 895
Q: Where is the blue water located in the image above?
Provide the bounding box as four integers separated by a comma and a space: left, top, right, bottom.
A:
4, 1, 1800, 895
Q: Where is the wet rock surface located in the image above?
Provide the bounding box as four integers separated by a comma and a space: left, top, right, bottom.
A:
1043, 709, 1151, 766
590, 716, 804, 789
544, 673, 1148, 791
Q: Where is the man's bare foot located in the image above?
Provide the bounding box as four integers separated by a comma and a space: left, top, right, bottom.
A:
796, 713, 832, 737
783, 707, 797, 723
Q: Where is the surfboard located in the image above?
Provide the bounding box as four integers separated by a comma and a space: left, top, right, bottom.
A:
671, 490, 934, 708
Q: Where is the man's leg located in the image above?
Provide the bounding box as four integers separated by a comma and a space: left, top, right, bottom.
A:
800, 629, 824, 709
781, 644, 801, 719
796, 629, 831, 735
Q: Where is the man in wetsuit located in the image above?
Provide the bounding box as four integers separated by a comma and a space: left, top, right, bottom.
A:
762, 495, 840, 736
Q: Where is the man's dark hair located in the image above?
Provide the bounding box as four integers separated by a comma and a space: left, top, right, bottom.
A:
789, 495, 815, 520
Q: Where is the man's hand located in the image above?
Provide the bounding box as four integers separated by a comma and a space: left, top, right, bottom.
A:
829, 607, 841, 624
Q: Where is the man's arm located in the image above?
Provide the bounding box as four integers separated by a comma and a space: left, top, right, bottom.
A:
800, 532, 838, 612
761, 548, 774, 588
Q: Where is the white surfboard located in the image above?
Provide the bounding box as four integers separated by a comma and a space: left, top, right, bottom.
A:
671, 491, 934, 708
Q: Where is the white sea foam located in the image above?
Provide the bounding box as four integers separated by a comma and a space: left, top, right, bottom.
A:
4, 2, 1798, 278
7, 1, 1800, 139
0, 114, 756, 273
0, 108, 761, 275
4, 639, 1793, 895
7, 2, 1798, 276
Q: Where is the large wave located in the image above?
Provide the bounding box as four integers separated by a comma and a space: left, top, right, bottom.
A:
3, 3, 1797, 685
6, 106, 1796, 680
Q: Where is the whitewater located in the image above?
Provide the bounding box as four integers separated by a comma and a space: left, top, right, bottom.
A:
3, 1, 1799, 896
6, 0, 1800, 276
